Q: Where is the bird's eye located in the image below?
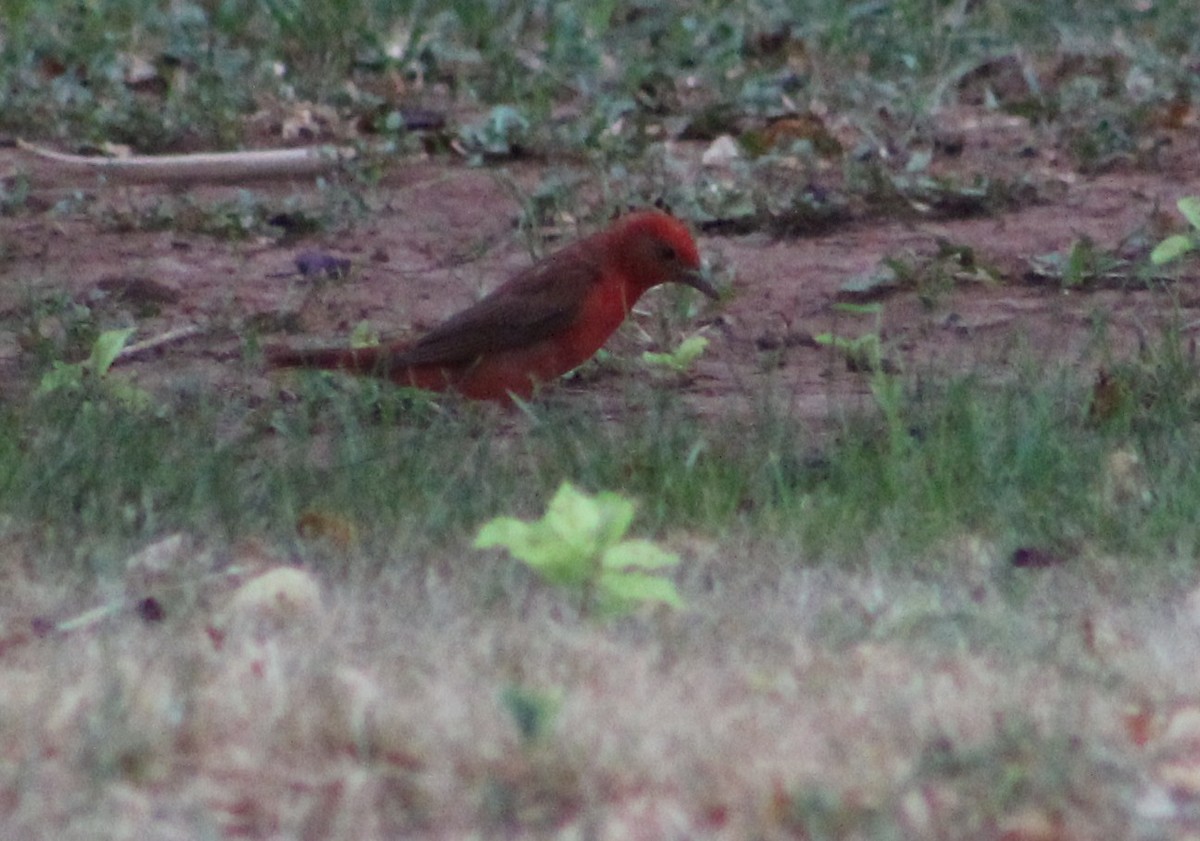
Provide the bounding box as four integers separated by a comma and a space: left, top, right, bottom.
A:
657, 243, 678, 262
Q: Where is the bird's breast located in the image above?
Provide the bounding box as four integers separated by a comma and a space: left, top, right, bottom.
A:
555, 279, 636, 369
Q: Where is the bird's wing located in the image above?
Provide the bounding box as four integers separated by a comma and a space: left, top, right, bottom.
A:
393, 248, 602, 367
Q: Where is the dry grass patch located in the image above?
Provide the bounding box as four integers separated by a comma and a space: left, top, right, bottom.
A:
1, 532, 1198, 838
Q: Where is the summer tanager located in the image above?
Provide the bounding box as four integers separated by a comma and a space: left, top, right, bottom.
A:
267, 209, 717, 402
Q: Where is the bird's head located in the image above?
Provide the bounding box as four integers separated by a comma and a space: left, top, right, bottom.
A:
610, 210, 719, 301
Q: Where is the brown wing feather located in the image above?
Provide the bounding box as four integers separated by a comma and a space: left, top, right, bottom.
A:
391, 245, 603, 367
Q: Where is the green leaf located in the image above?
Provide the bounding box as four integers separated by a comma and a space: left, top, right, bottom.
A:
109, 381, 156, 412
475, 515, 589, 583
35, 361, 83, 396
601, 539, 679, 571
500, 685, 560, 743
813, 332, 868, 354
349, 320, 380, 349
831, 302, 883, 316
598, 570, 684, 609
594, 490, 636, 547
642, 335, 709, 372
543, 483, 632, 557
87, 328, 135, 376
1064, 238, 1091, 285
543, 483, 603, 558
474, 516, 533, 553
1179, 196, 1200, 231
1150, 234, 1196, 266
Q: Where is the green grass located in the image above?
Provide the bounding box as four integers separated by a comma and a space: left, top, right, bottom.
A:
4, 329, 1199, 581
3, 0, 1198, 161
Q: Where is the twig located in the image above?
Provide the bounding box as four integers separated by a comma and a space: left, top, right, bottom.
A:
16, 139, 358, 185
116, 324, 205, 361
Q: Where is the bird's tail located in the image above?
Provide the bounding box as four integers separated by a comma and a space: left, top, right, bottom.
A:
267, 342, 472, 396
266, 344, 392, 377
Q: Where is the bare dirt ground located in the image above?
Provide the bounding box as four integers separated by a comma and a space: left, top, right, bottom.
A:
3, 107, 1199, 416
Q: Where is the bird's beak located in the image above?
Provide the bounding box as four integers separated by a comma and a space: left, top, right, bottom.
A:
679, 268, 720, 300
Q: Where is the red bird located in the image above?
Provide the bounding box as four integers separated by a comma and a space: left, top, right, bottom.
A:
268, 209, 717, 402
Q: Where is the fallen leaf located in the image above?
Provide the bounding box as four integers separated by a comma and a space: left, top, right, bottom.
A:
295, 251, 351, 279
1011, 546, 1067, 568
223, 566, 323, 629
296, 510, 357, 550
137, 597, 165, 623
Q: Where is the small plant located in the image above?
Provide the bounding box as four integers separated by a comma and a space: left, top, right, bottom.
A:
1028, 237, 1130, 288
1150, 196, 1200, 266
37, 328, 132, 394
348, 320, 381, 349
0, 174, 30, 216
840, 242, 999, 307
641, 333, 709, 374
815, 302, 911, 460
500, 685, 561, 744
475, 482, 683, 618
456, 105, 532, 163
36, 323, 153, 410
814, 302, 886, 373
